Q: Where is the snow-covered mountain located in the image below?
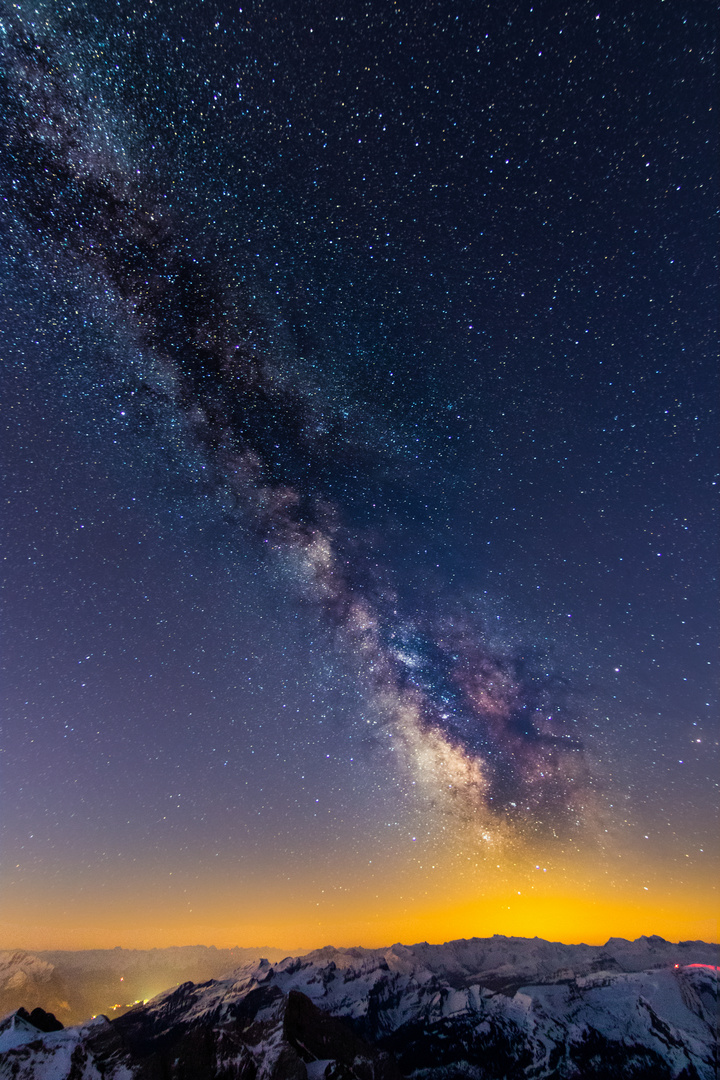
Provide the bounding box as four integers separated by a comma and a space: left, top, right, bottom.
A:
0, 936, 716, 1079
0, 953, 70, 1023
294, 935, 718, 994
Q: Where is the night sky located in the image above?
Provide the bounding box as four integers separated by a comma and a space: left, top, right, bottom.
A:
1, 0, 716, 950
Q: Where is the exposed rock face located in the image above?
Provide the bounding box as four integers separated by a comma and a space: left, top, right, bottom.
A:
104, 979, 398, 1080
0, 938, 717, 1079
16, 1007, 63, 1033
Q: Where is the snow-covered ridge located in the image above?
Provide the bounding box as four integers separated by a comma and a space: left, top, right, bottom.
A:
132, 936, 718, 1036
1, 936, 715, 1024
292, 933, 718, 990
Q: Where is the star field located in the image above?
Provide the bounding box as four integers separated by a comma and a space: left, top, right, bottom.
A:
0, 0, 716, 948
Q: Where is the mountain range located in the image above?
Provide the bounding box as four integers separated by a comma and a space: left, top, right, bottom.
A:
0, 936, 717, 1079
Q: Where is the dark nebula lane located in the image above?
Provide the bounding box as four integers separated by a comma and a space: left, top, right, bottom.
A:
1, 4, 591, 841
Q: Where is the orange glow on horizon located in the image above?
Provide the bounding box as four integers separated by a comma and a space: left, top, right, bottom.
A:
5, 816, 716, 952
3, 871, 716, 952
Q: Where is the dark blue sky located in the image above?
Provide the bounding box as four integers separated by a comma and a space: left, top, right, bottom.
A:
1, 0, 716, 947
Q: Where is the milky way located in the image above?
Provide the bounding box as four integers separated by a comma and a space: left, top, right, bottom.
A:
4, 0, 717, 954
1, 5, 593, 844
